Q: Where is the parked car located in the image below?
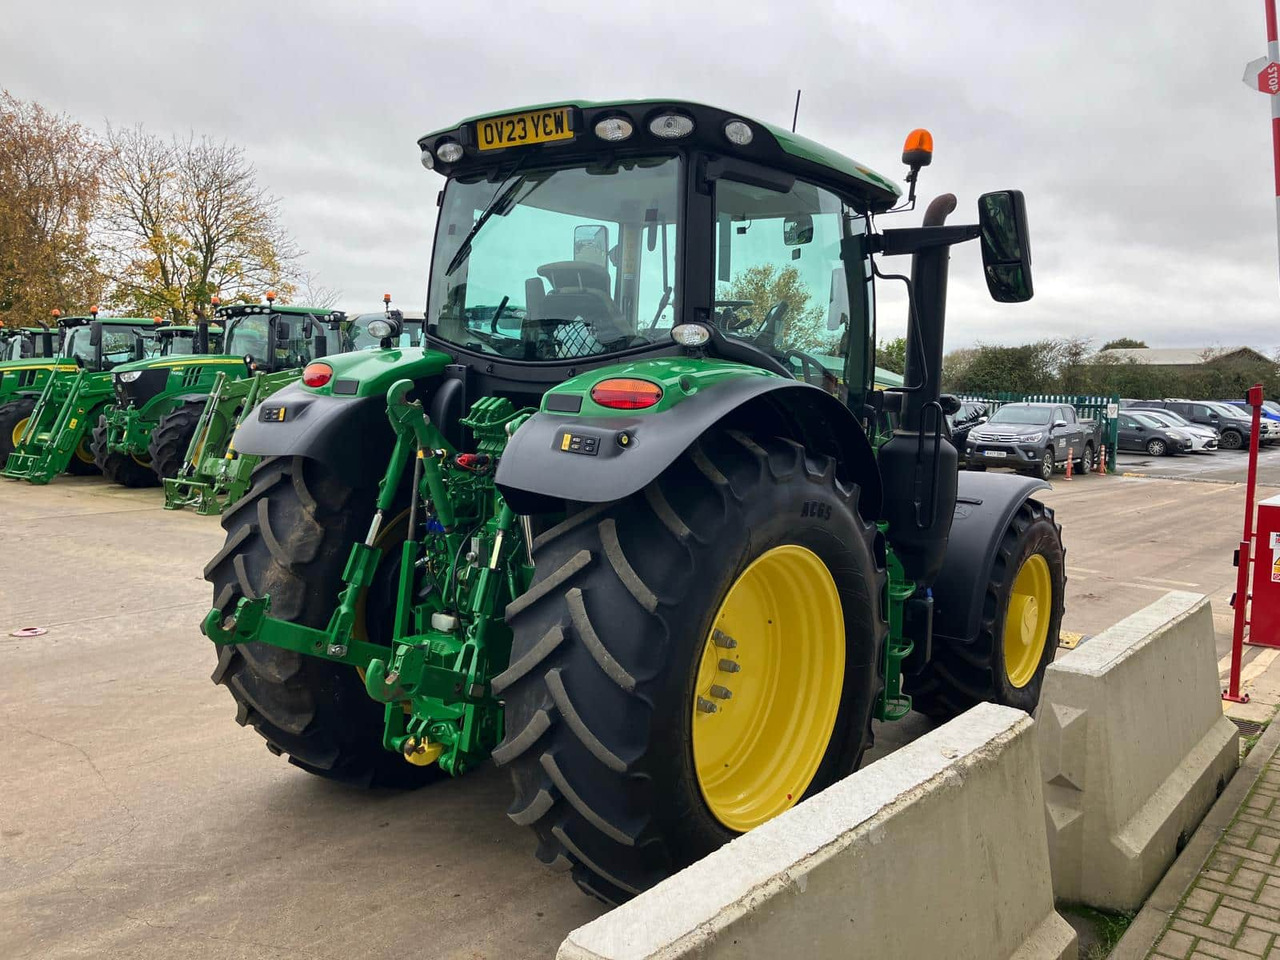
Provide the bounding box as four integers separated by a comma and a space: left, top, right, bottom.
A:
1115, 411, 1194, 456
965, 401, 1102, 479
1128, 408, 1218, 452
1222, 399, 1280, 429
1129, 399, 1270, 451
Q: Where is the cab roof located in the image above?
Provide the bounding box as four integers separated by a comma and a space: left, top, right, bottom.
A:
215, 304, 344, 320
420, 99, 902, 211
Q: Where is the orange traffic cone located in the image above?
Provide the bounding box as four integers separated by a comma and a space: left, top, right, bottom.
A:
1098, 445, 1107, 476
1065, 447, 1074, 480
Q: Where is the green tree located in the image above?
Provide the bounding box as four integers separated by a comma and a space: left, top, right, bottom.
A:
0, 91, 105, 326
1100, 337, 1147, 350
875, 336, 908, 374
720, 263, 831, 352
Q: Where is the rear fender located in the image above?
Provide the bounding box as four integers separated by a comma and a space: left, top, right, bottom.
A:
495, 358, 882, 521
228, 348, 452, 486
926, 471, 1050, 645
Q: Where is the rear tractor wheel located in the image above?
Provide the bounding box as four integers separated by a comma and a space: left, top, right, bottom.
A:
498, 430, 886, 903
909, 499, 1065, 719
203, 455, 438, 788
91, 415, 157, 487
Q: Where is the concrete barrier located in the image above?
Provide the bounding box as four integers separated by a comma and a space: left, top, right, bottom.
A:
558, 703, 1075, 960
1036, 591, 1239, 912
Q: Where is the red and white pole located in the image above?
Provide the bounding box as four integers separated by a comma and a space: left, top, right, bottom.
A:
1268, 0, 1280, 283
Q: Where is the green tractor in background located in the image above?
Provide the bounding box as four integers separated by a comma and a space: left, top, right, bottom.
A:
4, 312, 160, 482
203, 100, 1062, 903
0, 312, 76, 466
164, 298, 425, 514
95, 297, 343, 488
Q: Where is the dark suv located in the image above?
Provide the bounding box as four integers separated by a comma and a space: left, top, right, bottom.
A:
1128, 399, 1264, 451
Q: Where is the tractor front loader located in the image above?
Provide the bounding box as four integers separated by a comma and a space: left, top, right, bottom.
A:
202, 100, 1062, 903
0, 312, 75, 467
164, 302, 424, 514
4, 313, 159, 483
98, 299, 344, 488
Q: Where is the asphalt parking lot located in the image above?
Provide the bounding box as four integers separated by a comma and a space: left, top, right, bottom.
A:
1, 468, 1274, 959
1116, 440, 1280, 486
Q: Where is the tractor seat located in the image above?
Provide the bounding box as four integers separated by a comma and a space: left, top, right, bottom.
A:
528, 261, 629, 347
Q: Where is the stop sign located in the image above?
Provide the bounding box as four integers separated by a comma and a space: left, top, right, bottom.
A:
1259, 61, 1280, 94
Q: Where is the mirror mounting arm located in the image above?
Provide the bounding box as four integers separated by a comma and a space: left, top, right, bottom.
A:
869, 224, 981, 257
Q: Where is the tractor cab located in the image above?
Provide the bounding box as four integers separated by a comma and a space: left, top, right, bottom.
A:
63, 317, 156, 372
1, 327, 60, 361
217, 303, 340, 373
153, 324, 225, 356
339, 310, 427, 351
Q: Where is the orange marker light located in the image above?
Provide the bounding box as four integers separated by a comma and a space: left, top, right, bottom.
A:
51, 308, 62, 318
211, 295, 221, 307
590, 378, 663, 410
265, 290, 276, 303
90, 304, 99, 316
383, 293, 392, 303
901, 128, 934, 167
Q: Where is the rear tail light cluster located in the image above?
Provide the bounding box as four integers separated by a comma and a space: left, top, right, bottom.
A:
302, 362, 333, 388
590, 378, 662, 410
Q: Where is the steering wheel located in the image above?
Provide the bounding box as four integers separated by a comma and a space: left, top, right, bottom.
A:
782, 348, 839, 393
753, 300, 790, 352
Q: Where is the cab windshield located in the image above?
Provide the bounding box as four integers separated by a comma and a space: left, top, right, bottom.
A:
427, 157, 680, 360
225, 315, 315, 367
65, 325, 147, 370
160, 333, 198, 356
989, 404, 1052, 425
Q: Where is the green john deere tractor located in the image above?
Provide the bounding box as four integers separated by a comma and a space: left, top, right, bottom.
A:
4, 313, 159, 482
204, 100, 1063, 903
0, 313, 75, 466
97, 301, 343, 488
164, 301, 425, 514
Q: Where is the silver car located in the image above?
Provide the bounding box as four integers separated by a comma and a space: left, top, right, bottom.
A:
1132, 408, 1218, 452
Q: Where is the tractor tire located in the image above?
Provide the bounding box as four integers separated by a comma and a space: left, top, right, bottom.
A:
909, 499, 1065, 720
91, 415, 158, 487
498, 430, 885, 904
148, 403, 203, 481
203, 455, 436, 788
0, 397, 36, 470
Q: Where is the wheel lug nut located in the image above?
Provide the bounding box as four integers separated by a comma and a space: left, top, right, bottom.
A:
718, 659, 740, 673
710, 685, 732, 700
713, 630, 737, 649
697, 697, 719, 714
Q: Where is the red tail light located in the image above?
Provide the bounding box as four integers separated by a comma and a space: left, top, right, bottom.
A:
590, 378, 662, 410
302, 362, 333, 388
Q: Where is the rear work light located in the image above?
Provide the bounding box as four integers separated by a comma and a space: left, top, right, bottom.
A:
302, 362, 333, 388
590, 378, 662, 410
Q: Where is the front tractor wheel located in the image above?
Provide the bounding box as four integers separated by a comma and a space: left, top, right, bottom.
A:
91, 415, 158, 487
149, 403, 204, 481
498, 430, 885, 903
203, 455, 437, 788
909, 499, 1065, 719
0, 397, 36, 470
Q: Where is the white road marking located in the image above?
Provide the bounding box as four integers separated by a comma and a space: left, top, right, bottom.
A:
1066, 565, 1101, 575
1137, 576, 1202, 588
1114, 579, 1179, 592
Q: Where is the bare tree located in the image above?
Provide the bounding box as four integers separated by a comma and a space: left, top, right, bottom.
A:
296, 270, 342, 308
0, 91, 105, 325
99, 125, 302, 321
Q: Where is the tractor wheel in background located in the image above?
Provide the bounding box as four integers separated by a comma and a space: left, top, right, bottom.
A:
149, 403, 204, 481
0, 397, 36, 470
1220, 430, 1243, 451
91, 415, 158, 487
1077, 443, 1094, 474
1145, 438, 1167, 457
498, 430, 886, 903
909, 498, 1065, 719
65, 430, 100, 475
203, 455, 437, 788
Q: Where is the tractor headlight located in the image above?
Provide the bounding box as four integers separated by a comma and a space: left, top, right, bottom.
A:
436, 140, 464, 164
649, 112, 694, 139
367, 318, 398, 340
117, 370, 142, 383
671, 323, 710, 347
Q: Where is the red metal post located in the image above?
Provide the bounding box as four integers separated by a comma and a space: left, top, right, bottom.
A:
1268, 0, 1280, 286
1226, 384, 1266, 700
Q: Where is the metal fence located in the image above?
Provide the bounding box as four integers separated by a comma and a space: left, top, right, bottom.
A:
955, 392, 1121, 472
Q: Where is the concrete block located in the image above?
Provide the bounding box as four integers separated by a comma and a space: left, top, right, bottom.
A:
558, 703, 1076, 960
1036, 591, 1239, 912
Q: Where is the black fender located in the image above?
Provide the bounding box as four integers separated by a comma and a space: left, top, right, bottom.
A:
171, 391, 215, 405
496, 377, 882, 521
228, 383, 396, 487
927, 471, 1050, 644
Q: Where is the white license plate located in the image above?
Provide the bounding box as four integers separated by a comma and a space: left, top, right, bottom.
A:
983, 450, 1007, 458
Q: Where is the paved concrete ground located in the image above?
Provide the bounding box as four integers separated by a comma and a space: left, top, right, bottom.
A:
1145, 753, 1280, 959
1116, 442, 1280, 486
0, 469, 1272, 958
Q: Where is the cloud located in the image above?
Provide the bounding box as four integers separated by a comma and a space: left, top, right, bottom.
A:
2, 0, 1276, 347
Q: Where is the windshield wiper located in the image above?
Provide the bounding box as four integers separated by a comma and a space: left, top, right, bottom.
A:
445, 160, 536, 277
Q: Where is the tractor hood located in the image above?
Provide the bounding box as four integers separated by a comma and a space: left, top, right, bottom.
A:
294, 346, 454, 399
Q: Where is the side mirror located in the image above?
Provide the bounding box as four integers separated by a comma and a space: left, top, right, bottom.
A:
783, 213, 814, 246
977, 415, 989, 424
573, 225, 609, 268
89, 321, 102, 348
275, 319, 292, 342
978, 190, 1033, 303
1053, 420, 1068, 429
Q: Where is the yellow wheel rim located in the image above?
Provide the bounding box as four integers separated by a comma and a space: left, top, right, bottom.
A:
692, 544, 845, 832
74, 435, 95, 464
12, 416, 29, 448
1003, 553, 1052, 688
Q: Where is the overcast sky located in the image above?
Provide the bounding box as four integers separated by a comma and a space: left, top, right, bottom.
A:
3, 0, 1277, 350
